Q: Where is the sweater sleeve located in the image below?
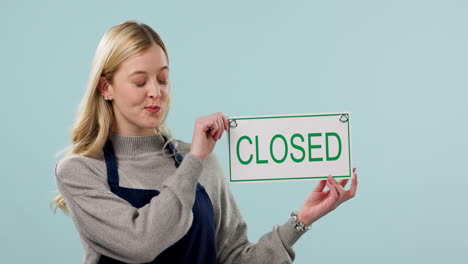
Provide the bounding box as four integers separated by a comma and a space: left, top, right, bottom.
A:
208, 155, 307, 264
55, 153, 203, 263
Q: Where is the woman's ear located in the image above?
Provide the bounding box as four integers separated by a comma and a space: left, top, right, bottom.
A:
98, 76, 111, 99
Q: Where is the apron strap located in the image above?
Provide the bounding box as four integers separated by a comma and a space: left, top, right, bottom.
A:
103, 138, 120, 188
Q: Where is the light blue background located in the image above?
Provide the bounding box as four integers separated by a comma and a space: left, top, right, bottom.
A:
1, 0, 467, 263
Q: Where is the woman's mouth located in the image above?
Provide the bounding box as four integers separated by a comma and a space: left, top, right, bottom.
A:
145, 106, 160, 114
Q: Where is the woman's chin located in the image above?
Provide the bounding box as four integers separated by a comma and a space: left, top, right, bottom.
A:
145, 121, 161, 129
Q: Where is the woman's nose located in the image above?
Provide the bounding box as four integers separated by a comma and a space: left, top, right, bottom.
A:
148, 81, 161, 99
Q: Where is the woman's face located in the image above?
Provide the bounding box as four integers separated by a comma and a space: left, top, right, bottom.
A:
105, 44, 170, 136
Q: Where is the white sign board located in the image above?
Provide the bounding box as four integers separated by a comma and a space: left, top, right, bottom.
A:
227, 112, 352, 182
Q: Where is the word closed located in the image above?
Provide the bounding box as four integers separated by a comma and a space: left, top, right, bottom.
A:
236, 133, 342, 165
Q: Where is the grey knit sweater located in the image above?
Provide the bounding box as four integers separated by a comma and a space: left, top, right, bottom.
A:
55, 132, 306, 263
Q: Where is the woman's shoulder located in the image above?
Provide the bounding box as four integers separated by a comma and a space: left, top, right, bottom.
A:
54, 152, 109, 197
55, 152, 105, 181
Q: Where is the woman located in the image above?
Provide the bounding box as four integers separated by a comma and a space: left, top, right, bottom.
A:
51, 20, 358, 264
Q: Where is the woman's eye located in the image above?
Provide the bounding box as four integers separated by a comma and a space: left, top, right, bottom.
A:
158, 79, 168, 85
135, 82, 146, 87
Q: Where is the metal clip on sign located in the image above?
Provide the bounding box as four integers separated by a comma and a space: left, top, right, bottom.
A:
229, 119, 238, 128
339, 113, 349, 123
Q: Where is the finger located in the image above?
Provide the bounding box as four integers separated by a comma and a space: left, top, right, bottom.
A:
346, 173, 358, 199
353, 167, 356, 173
201, 118, 215, 133
339, 179, 349, 188
328, 175, 345, 200
326, 179, 338, 201
216, 113, 226, 132
201, 123, 212, 133
220, 124, 226, 139
210, 119, 219, 136
215, 119, 224, 140
223, 115, 229, 131
216, 117, 224, 138
313, 180, 327, 192
327, 177, 344, 210
215, 129, 223, 140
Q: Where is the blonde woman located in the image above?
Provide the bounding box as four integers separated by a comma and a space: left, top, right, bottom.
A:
52, 20, 358, 264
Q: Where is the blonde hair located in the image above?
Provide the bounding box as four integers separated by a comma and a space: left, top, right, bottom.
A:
51, 20, 173, 214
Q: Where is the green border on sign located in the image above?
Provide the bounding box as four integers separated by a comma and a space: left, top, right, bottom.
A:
227, 113, 352, 183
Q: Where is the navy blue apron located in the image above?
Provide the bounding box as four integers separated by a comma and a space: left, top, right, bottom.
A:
98, 136, 217, 264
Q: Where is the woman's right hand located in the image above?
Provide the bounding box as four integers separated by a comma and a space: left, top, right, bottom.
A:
189, 112, 229, 160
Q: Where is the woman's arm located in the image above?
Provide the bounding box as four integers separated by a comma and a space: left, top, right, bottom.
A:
216, 185, 306, 263
55, 152, 203, 263
210, 155, 358, 264
204, 155, 304, 264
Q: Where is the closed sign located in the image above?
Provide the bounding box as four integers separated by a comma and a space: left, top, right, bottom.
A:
227, 112, 352, 182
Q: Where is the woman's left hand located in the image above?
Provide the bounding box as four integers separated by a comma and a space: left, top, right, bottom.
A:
297, 168, 358, 226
